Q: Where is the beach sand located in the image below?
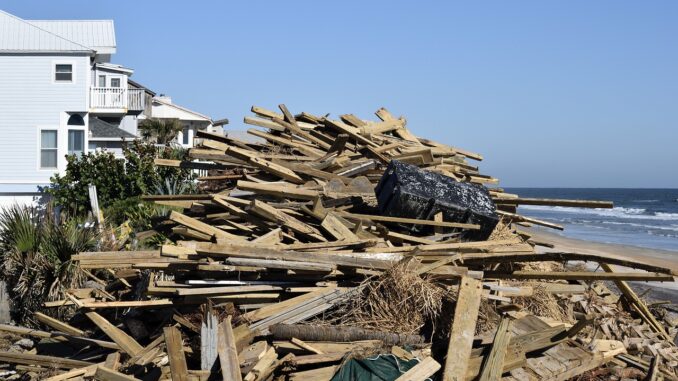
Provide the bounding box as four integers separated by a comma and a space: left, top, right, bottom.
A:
526, 228, 678, 304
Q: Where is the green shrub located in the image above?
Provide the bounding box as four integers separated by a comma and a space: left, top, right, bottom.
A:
0, 204, 97, 325
45, 141, 196, 216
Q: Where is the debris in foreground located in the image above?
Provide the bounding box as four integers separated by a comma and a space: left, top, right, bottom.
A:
1, 104, 677, 381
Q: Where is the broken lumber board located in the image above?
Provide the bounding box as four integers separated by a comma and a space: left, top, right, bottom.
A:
0, 351, 92, 369
95, 366, 139, 381
459, 251, 676, 275
320, 212, 360, 242
601, 263, 673, 342
493, 197, 613, 209
0, 323, 120, 350
224, 257, 335, 272
241, 288, 337, 322
395, 357, 441, 381
443, 277, 483, 381
35, 312, 84, 336
169, 210, 243, 241
85, 311, 143, 356
484, 270, 674, 282
154, 158, 231, 171
323, 118, 379, 147
478, 317, 513, 381
79, 299, 174, 309
338, 212, 480, 229
249, 199, 325, 239
176, 285, 282, 296
164, 326, 189, 381
217, 316, 242, 381
236, 180, 320, 200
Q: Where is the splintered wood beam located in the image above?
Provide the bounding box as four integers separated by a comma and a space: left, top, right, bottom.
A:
443, 277, 482, 381
154, 158, 230, 171
85, 312, 143, 356
236, 180, 320, 200
395, 356, 441, 381
35, 312, 84, 336
494, 197, 613, 209
249, 199, 326, 240
478, 317, 513, 381
484, 271, 675, 282
217, 316, 242, 381
164, 326, 189, 381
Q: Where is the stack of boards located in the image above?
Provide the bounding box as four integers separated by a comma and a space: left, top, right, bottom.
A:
1, 104, 676, 381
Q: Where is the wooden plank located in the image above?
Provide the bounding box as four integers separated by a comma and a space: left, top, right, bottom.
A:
395, 356, 441, 381
339, 212, 480, 229
85, 312, 142, 356
169, 210, 242, 241
478, 317, 513, 381
236, 180, 319, 200
291, 337, 325, 354
164, 326, 189, 381
496, 210, 564, 230
35, 312, 84, 336
601, 263, 672, 341
320, 212, 360, 242
217, 316, 242, 381
249, 199, 325, 239
484, 270, 674, 282
95, 366, 139, 381
0, 351, 92, 369
443, 277, 483, 381
176, 285, 282, 296
494, 197, 613, 209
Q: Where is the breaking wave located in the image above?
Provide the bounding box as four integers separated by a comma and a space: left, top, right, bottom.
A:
517, 205, 678, 221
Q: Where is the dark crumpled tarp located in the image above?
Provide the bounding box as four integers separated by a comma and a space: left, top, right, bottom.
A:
330, 354, 431, 381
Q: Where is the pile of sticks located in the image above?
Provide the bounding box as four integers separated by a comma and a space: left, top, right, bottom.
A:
0, 104, 676, 381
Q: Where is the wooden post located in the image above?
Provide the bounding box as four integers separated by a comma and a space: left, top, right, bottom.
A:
443, 277, 482, 381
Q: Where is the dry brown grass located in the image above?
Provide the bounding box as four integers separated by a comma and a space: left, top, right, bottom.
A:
322, 259, 454, 335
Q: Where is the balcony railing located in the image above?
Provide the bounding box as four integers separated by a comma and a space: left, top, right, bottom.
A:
90, 87, 146, 111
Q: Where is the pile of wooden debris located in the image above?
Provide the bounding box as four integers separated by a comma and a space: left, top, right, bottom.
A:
0, 104, 676, 381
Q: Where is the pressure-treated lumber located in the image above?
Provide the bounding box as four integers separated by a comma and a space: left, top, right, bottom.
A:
164, 326, 189, 381
217, 316, 242, 381
443, 277, 483, 381
395, 357, 441, 381
85, 311, 143, 356
478, 317, 513, 381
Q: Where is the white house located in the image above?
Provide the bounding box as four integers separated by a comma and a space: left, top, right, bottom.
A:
0, 10, 149, 205
146, 95, 217, 148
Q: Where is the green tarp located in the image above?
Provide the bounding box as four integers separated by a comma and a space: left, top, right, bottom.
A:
330, 354, 433, 381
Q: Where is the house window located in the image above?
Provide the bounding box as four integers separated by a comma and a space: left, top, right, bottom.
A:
40, 130, 58, 168
98, 75, 106, 87
55, 64, 73, 82
110, 78, 120, 88
68, 130, 84, 156
182, 127, 189, 145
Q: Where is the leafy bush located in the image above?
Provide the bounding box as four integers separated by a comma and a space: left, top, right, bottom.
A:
0, 204, 97, 324
45, 141, 196, 216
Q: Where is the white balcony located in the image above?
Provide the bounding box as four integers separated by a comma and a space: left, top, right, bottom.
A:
90, 87, 145, 113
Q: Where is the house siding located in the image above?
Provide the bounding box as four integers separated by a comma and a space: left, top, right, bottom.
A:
0, 53, 90, 190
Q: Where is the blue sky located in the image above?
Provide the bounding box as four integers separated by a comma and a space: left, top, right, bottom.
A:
4, 1, 677, 187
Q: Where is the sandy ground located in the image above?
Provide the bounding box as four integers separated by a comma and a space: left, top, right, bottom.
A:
525, 228, 678, 304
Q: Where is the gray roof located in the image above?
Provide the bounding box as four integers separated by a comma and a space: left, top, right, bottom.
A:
0, 10, 92, 53
89, 117, 137, 139
28, 20, 116, 54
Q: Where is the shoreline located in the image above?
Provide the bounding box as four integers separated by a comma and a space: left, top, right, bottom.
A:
526, 228, 678, 294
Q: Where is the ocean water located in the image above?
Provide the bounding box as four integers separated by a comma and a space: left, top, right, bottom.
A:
503, 188, 678, 252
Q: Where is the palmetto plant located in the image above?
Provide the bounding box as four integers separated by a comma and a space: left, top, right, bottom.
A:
0, 204, 98, 325
139, 118, 184, 145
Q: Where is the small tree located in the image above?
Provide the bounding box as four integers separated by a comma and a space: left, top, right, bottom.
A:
139, 118, 183, 145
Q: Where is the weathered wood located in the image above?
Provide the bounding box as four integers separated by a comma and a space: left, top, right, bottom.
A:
35, 312, 85, 336
339, 211, 480, 229
395, 357, 441, 381
485, 270, 674, 282
443, 277, 483, 381
478, 317, 513, 381
494, 197, 613, 209
85, 312, 143, 356
0, 351, 92, 369
164, 326, 189, 381
217, 316, 242, 381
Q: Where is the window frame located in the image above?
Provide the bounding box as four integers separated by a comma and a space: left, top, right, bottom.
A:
52, 61, 76, 84
98, 75, 106, 87
67, 129, 85, 156
110, 77, 121, 88
39, 128, 59, 170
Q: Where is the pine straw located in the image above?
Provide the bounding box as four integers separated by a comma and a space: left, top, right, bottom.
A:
487, 218, 516, 241
320, 259, 455, 335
